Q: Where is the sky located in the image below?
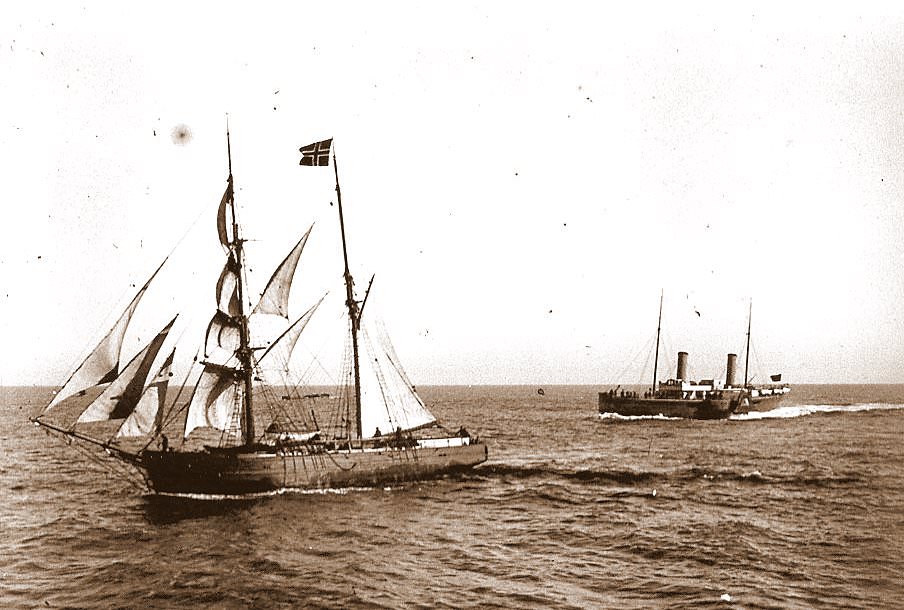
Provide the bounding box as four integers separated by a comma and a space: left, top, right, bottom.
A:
3, 3, 904, 385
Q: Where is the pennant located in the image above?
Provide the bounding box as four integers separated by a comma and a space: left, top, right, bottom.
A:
299, 139, 332, 166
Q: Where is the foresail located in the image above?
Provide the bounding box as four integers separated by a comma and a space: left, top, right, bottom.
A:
183, 365, 244, 439
116, 348, 175, 438
252, 225, 312, 318
358, 326, 435, 439
46, 259, 166, 411
76, 317, 177, 424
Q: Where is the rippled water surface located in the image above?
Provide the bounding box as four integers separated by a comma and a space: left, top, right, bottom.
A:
2, 385, 903, 608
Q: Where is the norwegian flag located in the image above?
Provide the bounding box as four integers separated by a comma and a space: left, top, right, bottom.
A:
299, 138, 332, 166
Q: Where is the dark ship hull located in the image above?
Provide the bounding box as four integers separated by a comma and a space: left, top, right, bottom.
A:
138, 440, 488, 495
599, 351, 791, 420
597, 394, 735, 420
732, 389, 789, 414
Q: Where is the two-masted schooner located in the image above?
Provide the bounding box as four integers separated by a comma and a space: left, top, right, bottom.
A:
32, 135, 487, 495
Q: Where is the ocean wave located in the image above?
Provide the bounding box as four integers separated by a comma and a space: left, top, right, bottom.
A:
599, 412, 682, 421
731, 403, 904, 420
473, 462, 863, 490
147, 485, 378, 501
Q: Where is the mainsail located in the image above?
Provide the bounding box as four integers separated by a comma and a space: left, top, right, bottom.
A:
46, 259, 166, 411
358, 323, 435, 438
76, 317, 177, 423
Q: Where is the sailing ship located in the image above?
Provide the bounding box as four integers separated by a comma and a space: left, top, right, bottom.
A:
32, 135, 488, 495
598, 294, 791, 419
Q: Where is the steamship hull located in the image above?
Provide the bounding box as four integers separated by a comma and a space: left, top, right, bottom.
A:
138, 440, 488, 495
598, 395, 735, 420
732, 390, 789, 414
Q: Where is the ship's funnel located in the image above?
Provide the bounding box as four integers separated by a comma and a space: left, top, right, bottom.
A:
726, 353, 737, 386
676, 351, 688, 380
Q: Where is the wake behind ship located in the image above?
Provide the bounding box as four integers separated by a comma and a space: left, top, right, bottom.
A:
32, 135, 487, 495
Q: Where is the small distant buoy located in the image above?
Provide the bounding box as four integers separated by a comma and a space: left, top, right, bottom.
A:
652, 489, 657, 497
720, 593, 732, 602
537, 388, 545, 396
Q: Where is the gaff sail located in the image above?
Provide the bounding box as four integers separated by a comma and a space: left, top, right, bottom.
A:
358, 322, 435, 439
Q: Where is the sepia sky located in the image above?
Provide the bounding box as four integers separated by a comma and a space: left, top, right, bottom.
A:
3, 3, 904, 385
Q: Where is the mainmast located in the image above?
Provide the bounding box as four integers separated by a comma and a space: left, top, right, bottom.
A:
226, 127, 256, 446
651, 290, 663, 395
743, 299, 752, 388
332, 151, 363, 439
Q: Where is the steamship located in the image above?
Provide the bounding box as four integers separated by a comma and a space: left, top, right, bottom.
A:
598, 295, 791, 420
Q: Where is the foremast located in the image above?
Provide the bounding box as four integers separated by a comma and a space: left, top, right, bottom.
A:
225, 128, 256, 447
652, 289, 663, 395
743, 299, 752, 388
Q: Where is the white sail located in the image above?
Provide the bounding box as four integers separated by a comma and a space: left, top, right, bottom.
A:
76, 317, 176, 423
205, 311, 242, 366
358, 325, 435, 439
47, 259, 166, 410
183, 365, 244, 438
216, 177, 233, 247
256, 295, 325, 373
252, 225, 312, 318
116, 348, 175, 437
215, 255, 241, 316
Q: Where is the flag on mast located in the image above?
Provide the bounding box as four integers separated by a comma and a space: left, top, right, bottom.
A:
299, 139, 332, 166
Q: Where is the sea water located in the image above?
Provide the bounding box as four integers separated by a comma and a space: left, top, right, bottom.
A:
1, 385, 902, 609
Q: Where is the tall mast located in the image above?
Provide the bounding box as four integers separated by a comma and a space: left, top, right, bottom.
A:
743, 299, 752, 387
651, 289, 663, 394
333, 150, 363, 439
226, 126, 256, 446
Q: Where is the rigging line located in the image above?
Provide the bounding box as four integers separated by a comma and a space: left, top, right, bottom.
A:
323, 448, 357, 471
60, 180, 213, 380
362, 327, 397, 431
277, 364, 320, 430
610, 332, 657, 384
330, 322, 353, 428
751, 340, 765, 384
373, 318, 421, 400
139, 350, 202, 453
68, 436, 146, 491
299, 307, 350, 385
105, 325, 190, 446
637, 338, 655, 387
254, 371, 308, 434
